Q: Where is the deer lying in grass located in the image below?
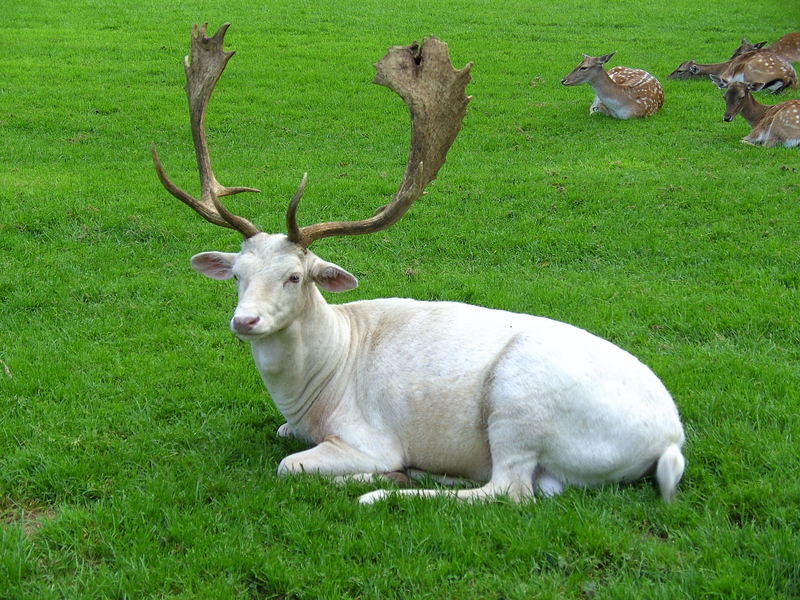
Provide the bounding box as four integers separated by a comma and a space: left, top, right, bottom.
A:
710, 75, 800, 147
668, 49, 797, 93
152, 23, 686, 504
561, 53, 663, 119
731, 33, 800, 63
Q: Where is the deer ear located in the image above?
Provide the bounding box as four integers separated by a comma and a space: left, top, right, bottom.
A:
310, 258, 358, 293
191, 252, 237, 280
748, 82, 765, 92
709, 74, 727, 89
754, 41, 767, 49
598, 52, 615, 64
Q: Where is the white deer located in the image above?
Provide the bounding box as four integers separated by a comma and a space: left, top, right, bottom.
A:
561, 53, 664, 119
710, 75, 800, 147
152, 24, 686, 504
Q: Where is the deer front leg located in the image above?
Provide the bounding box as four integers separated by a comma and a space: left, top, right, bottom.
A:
590, 96, 610, 116
277, 435, 403, 478
276, 422, 296, 438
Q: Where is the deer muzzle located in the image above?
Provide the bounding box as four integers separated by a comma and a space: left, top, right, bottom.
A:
232, 315, 262, 335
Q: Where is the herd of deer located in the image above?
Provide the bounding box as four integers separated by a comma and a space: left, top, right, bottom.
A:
156, 22, 800, 507
562, 32, 800, 148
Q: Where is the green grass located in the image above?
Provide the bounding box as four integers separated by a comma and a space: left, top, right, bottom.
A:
1, 0, 799, 597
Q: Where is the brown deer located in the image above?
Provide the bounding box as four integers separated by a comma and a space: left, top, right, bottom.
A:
710, 75, 800, 147
731, 33, 800, 63
561, 53, 663, 119
721, 49, 797, 93
668, 50, 797, 93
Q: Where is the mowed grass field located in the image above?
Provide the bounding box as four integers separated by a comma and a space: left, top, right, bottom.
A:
1, 0, 798, 598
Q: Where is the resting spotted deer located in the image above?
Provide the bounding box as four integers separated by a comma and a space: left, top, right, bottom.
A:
710, 75, 800, 147
561, 53, 663, 119
151, 23, 686, 504
731, 33, 800, 63
668, 48, 797, 93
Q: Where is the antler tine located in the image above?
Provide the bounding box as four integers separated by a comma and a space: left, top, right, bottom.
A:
151, 22, 261, 238
287, 37, 472, 248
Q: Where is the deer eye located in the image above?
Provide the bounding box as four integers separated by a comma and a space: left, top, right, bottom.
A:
287, 273, 301, 284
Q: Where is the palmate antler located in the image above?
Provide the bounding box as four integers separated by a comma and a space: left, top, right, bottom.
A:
152, 23, 472, 247
287, 38, 473, 247
151, 23, 263, 237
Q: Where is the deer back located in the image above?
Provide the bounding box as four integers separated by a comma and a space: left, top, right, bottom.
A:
769, 32, 800, 63
607, 66, 664, 117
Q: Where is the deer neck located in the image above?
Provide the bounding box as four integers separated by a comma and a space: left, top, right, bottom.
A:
585, 68, 638, 116
737, 94, 769, 127
695, 61, 730, 76
249, 285, 350, 432
587, 68, 622, 99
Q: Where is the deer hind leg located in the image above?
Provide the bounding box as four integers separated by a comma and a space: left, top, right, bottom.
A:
358, 481, 517, 504
358, 464, 539, 504
763, 79, 788, 94
359, 426, 540, 504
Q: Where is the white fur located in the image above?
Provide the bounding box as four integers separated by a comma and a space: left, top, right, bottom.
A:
193, 233, 685, 504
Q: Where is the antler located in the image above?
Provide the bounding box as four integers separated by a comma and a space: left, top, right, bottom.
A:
286, 37, 472, 248
151, 22, 262, 238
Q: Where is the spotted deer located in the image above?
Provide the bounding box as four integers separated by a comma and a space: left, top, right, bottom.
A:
710, 75, 800, 147
731, 33, 800, 63
561, 53, 663, 119
721, 49, 797, 93
668, 49, 797, 93
152, 23, 685, 505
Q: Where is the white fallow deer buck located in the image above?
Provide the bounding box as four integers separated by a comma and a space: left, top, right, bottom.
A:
710, 75, 800, 147
151, 23, 686, 505
560, 53, 664, 119
668, 48, 797, 93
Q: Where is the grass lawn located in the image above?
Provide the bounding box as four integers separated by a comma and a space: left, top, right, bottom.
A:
1, 0, 798, 598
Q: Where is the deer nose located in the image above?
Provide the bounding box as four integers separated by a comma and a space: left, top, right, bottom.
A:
232, 315, 261, 334
723, 115, 733, 122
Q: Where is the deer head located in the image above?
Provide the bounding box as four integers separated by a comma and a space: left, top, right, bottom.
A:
667, 60, 701, 80
729, 38, 768, 60
152, 23, 471, 337
709, 75, 765, 121
560, 53, 616, 86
